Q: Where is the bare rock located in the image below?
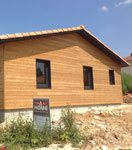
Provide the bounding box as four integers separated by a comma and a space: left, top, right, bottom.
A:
101, 145, 108, 150
89, 140, 96, 146
95, 111, 101, 115
93, 116, 103, 121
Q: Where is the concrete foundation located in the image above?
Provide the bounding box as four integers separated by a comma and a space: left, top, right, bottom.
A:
0, 104, 121, 124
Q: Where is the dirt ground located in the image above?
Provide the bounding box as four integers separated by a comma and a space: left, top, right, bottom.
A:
1, 99, 132, 150
75, 104, 132, 150
36, 104, 132, 150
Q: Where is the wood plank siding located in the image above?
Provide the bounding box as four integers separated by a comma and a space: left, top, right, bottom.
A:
0, 44, 4, 109
2, 33, 122, 110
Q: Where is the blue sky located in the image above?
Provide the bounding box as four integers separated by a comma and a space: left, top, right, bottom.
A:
0, 0, 132, 57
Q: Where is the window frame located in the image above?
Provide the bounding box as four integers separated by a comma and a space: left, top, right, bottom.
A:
36, 58, 51, 89
109, 70, 115, 85
83, 66, 94, 90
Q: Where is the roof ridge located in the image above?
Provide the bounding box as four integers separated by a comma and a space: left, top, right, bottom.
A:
80, 25, 85, 29
0, 25, 83, 39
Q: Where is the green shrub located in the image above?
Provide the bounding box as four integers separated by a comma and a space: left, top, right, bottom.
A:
51, 107, 82, 146
0, 114, 51, 149
121, 73, 132, 94
60, 107, 82, 146
0, 107, 83, 149
61, 107, 75, 132
31, 124, 51, 147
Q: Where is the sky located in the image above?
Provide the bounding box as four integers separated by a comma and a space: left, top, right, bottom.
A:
0, 0, 132, 57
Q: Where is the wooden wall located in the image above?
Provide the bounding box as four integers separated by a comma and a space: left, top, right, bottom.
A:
3, 33, 123, 110
0, 44, 4, 110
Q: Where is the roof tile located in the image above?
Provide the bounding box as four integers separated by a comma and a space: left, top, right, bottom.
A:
47, 30, 53, 34
72, 27, 78, 31
52, 29, 58, 33
29, 32, 36, 36
76, 26, 82, 30
0, 25, 129, 67
124, 56, 132, 61
6, 34, 16, 39
22, 33, 30, 37
57, 29, 63, 32
41, 31, 48, 34
63, 28, 68, 32
35, 31, 42, 35
15, 33, 23, 38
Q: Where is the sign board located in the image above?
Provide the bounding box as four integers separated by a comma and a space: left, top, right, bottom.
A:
33, 98, 50, 130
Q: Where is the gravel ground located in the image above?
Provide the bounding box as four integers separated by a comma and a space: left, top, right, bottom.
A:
75, 104, 132, 150
34, 144, 79, 150
34, 104, 132, 150
1, 104, 132, 150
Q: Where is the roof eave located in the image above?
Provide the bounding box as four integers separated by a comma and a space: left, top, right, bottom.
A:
0, 25, 129, 67
78, 28, 129, 68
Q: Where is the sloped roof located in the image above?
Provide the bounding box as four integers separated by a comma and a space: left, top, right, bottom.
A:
0, 25, 129, 67
123, 54, 132, 62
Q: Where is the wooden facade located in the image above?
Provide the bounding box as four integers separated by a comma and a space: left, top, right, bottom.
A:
0, 44, 4, 110
0, 32, 124, 110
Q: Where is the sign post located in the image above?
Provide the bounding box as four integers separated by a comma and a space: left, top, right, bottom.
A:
33, 98, 51, 130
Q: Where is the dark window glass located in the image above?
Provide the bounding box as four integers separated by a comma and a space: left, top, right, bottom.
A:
83, 66, 93, 90
36, 59, 51, 88
109, 70, 115, 85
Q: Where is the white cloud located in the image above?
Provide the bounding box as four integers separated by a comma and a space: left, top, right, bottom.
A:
115, 0, 132, 7
100, 5, 109, 12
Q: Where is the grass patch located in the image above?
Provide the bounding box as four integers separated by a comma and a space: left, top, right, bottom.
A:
121, 73, 132, 95
0, 107, 85, 150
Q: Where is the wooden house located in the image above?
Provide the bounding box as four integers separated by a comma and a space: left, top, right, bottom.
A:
0, 25, 129, 121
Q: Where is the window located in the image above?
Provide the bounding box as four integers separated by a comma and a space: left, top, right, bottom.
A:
83, 66, 94, 90
36, 59, 51, 88
109, 70, 115, 85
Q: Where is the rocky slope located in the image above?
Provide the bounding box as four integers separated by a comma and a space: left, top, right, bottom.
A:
75, 104, 132, 150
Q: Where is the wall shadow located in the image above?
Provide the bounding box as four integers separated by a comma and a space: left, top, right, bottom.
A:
4, 33, 120, 75
0, 43, 5, 122
0, 110, 4, 123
